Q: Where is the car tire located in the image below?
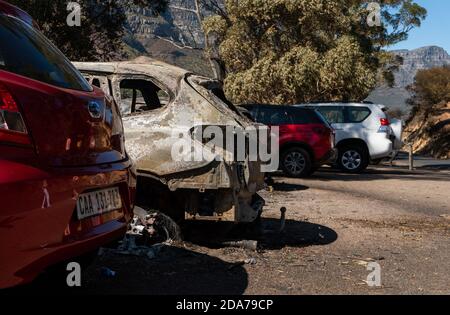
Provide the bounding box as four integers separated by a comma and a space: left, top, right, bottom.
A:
281, 147, 313, 178
338, 145, 369, 173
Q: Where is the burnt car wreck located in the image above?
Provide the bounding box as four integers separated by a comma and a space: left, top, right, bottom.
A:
74, 57, 267, 223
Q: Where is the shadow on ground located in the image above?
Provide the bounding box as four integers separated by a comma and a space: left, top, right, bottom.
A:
4, 218, 338, 295
3, 246, 249, 295
271, 182, 310, 192
270, 167, 450, 182
183, 218, 338, 251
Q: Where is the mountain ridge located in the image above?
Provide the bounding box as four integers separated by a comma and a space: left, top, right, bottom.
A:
366, 46, 449, 112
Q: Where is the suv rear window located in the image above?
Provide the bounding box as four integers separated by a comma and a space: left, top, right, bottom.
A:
347, 107, 371, 123
0, 14, 91, 91
316, 106, 345, 124
316, 106, 371, 123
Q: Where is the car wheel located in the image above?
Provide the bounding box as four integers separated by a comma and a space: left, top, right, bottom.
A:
281, 147, 312, 178
338, 146, 369, 173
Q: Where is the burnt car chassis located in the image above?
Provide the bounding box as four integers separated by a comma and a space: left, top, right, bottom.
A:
74, 57, 267, 224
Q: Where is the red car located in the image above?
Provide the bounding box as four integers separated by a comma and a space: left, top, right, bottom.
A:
0, 1, 135, 288
239, 104, 337, 177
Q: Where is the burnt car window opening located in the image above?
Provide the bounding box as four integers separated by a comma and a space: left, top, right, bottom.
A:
119, 79, 169, 115
0, 15, 91, 92
317, 106, 345, 124
347, 107, 371, 123
193, 78, 243, 117
91, 78, 101, 88
210, 87, 242, 115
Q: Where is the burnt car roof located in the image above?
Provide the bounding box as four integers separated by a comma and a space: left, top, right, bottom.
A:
75, 57, 192, 93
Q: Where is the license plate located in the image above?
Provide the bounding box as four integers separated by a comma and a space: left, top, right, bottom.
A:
76, 187, 122, 220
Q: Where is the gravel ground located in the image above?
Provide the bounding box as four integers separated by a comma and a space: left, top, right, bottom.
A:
10, 166, 450, 295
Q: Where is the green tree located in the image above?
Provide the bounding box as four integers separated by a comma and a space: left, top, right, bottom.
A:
8, 0, 167, 61
203, 0, 426, 104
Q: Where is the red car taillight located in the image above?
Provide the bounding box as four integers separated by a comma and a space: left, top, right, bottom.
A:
378, 118, 393, 134
0, 84, 31, 145
380, 118, 390, 126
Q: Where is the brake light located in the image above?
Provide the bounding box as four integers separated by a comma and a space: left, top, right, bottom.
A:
0, 84, 31, 145
380, 118, 390, 126
378, 118, 392, 134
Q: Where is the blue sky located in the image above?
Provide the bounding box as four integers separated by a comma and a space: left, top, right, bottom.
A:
389, 0, 450, 52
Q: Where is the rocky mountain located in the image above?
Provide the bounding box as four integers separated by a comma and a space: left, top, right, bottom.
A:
392, 46, 450, 87
124, 0, 221, 76
366, 46, 450, 112
125, 1, 206, 49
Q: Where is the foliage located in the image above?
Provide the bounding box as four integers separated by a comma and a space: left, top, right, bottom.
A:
408, 65, 450, 108
8, 0, 167, 61
203, 0, 427, 104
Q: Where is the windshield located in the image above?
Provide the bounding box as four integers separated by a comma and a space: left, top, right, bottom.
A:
0, 14, 92, 92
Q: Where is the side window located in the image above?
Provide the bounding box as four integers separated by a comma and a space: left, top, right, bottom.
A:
317, 106, 345, 124
85, 75, 110, 95
346, 107, 371, 123
288, 108, 323, 124
258, 107, 292, 125
240, 106, 257, 121
119, 79, 170, 115
254, 107, 269, 125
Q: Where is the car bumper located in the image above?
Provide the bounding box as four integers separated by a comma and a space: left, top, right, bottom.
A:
315, 148, 338, 166
368, 134, 394, 160
164, 160, 266, 223
0, 159, 136, 289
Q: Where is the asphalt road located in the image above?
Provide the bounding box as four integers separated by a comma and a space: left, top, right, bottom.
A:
7, 165, 450, 295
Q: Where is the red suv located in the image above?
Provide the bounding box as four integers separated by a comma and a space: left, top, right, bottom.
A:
0, 1, 135, 288
239, 104, 336, 177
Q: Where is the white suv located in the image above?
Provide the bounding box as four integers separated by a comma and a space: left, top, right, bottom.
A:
296, 103, 403, 173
